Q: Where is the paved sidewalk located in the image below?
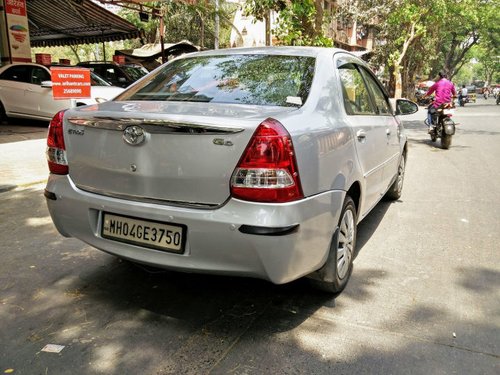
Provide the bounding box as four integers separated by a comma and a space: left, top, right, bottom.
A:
0, 138, 48, 191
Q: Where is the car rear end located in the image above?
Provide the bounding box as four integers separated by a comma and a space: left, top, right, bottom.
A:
45, 49, 344, 284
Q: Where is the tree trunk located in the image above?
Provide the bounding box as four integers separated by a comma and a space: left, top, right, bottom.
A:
394, 64, 403, 99
265, 11, 270, 46
393, 22, 417, 98
69, 46, 81, 63
314, 0, 324, 39
387, 65, 395, 98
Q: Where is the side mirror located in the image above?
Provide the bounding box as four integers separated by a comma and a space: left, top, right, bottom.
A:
395, 98, 418, 115
41, 80, 53, 88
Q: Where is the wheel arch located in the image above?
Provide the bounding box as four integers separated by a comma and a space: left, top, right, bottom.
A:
0, 100, 7, 123
346, 181, 361, 219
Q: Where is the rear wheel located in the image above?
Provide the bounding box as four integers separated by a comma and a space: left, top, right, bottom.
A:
385, 153, 406, 200
441, 133, 452, 149
0, 101, 7, 124
308, 197, 357, 293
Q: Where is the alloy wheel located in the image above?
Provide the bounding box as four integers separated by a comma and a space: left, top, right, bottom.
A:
337, 208, 355, 280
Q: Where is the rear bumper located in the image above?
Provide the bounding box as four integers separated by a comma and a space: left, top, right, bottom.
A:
45, 175, 345, 284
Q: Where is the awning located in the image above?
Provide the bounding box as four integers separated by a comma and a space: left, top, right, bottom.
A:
27, 0, 144, 47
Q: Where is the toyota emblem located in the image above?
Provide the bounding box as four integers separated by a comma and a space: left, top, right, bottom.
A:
123, 125, 146, 146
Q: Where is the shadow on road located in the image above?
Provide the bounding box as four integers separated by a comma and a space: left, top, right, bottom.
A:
0, 118, 49, 144
2, 183, 498, 374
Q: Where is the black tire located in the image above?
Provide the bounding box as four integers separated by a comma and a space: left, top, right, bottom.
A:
0, 101, 7, 124
385, 153, 406, 200
308, 197, 357, 293
441, 133, 452, 149
430, 133, 437, 142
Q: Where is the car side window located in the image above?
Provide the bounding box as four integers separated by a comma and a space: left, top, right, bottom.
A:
102, 67, 115, 82
31, 67, 51, 85
338, 64, 376, 115
359, 67, 392, 115
0, 65, 30, 83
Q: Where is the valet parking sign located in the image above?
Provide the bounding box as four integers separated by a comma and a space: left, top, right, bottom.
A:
50, 67, 91, 100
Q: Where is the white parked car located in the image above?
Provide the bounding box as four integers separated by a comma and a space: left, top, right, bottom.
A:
45, 47, 418, 293
0, 63, 124, 122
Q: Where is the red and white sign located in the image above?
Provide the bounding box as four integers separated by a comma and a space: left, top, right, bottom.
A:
50, 67, 91, 100
5, 0, 27, 16
35, 53, 52, 65
113, 55, 125, 65
5, 0, 31, 63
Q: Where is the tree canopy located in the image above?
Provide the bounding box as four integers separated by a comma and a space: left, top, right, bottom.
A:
31, 0, 499, 97
244, 0, 500, 97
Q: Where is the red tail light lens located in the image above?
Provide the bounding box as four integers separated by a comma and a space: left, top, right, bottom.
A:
46, 110, 68, 175
231, 118, 303, 203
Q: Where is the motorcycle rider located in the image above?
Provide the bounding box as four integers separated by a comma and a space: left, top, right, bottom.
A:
423, 71, 456, 132
458, 84, 468, 106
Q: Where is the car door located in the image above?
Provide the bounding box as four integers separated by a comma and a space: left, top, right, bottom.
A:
24, 66, 66, 119
0, 65, 31, 115
336, 60, 387, 217
359, 67, 401, 191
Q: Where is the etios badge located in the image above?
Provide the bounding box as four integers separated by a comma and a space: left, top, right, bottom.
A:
123, 125, 146, 146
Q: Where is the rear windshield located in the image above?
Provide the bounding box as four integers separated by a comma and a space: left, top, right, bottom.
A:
117, 54, 315, 107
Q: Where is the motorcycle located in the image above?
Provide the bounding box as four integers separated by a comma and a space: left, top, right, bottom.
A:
458, 93, 469, 106
497, 95, 500, 105
426, 102, 456, 149
415, 90, 433, 106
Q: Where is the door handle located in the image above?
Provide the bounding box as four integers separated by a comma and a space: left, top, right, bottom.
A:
386, 128, 391, 136
356, 130, 366, 142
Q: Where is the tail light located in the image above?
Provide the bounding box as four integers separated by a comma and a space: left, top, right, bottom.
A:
231, 118, 303, 203
46, 110, 68, 175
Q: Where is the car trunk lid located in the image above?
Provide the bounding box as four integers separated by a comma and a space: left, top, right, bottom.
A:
63, 101, 296, 206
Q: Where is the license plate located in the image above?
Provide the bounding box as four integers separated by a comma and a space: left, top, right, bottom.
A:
101, 213, 185, 253
443, 108, 455, 115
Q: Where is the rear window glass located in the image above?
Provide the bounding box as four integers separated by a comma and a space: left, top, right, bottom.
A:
117, 54, 315, 107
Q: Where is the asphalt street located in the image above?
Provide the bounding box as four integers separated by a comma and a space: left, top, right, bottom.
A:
0, 100, 499, 374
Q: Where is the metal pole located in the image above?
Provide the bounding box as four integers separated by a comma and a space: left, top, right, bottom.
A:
3, 6, 13, 64
160, 10, 165, 63
102, 30, 106, 61
214, 0, 219, 49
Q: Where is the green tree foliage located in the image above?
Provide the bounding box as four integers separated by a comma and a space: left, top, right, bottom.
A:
32, 42, 121, 64
471, 44, 500, 85
119, 1, 238, 49
434, 0, 499, 79
338, 0, 499, 97
244, 0, 334, 46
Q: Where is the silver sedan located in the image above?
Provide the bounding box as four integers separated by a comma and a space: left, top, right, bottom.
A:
45, 47, 417, 293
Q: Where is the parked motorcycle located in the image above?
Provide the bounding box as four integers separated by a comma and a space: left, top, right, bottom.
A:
426, 102, 456, 149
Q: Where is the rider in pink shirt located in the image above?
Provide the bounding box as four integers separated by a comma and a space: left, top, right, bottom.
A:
424, 71, 456, 129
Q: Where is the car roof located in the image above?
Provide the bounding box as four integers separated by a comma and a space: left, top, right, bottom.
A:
180, 46, 352, 59
0, 62, 49, 70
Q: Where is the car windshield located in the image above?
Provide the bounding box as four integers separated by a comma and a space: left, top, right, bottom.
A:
90, 71, 111, 86
122, 65, 148, 81
118, 54, 315, 107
